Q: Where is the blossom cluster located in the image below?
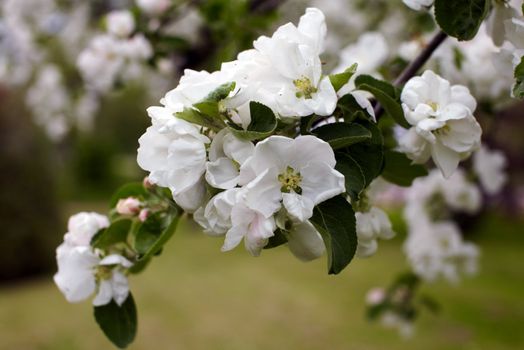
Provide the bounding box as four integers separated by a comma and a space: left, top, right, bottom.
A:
77, 10, 153, 93
137, 8, 346, 260
54, 212, 133, 306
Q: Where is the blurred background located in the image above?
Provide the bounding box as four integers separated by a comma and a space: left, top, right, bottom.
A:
1, 0, 523, 349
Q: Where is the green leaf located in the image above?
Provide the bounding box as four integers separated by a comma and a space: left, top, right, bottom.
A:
344, 120, 384, 186
382, 151, 428, 187
134, 212, 171, 255
434, 0, 490, 40
355, 75, 409, 128
309, 195, 357, 275
110, 183, 148, 208
329, 63, 358, 92
513, 56, 524, 99
264, 229, 288, 249
335, 153, 366, 202
313, 122, 371, 150
176, 107, 225, 131
94, 294, 137, 349
228, 101, 277, 140
137, 212, 179, 261
202, 82, 236, 102
91, 219, 132, 249
336, 93, 374, 122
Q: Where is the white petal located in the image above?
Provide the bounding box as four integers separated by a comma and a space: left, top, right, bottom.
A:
205, 158, 239, 189
222, 132, 255, 164
431, 141, 460, 178
283, 192, 314, 222
92, 280, 113, 306
172, 177, 206, 213
300, 161, 345, 205
244, 168, 282, 218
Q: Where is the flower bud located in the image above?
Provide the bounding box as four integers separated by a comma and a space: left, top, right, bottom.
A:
138, 209, 150, 222
366, 287, 386, 305
116, 197, 141, 216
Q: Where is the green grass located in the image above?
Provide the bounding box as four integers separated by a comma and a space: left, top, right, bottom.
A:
0, 207, 523, 350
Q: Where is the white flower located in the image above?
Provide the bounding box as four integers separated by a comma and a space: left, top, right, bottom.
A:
122, 34, 153, 60
116, 197, 142, 216
404, 221, 479, 283
54, 245, 99, 303
221, 201, 276, 257
249, 8, 337, 117
106, 10, 135, 38
404, 169, 481, 227
205, 130, 254, 189
54, 245, 133, 306
473, 146, 507, 195
92, 254, 133, 306
137, 119, 209, 212
400, 70, 482, 178
64, 212, 110, 247
402, 0, 433, 11
136, 0, 171, 16
355, 207, 395, 258
486, 1, 518, 46
194, 188, 240, 235
238, 135, 345, 222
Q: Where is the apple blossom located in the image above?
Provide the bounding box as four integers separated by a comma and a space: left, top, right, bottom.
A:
473, 146, 508, 195
106, 10, 135, 38
399, 70, 482, 178
64, 212, 110, 247
249, 8, 337, 117
238, 135, 345, 221
355, 207, 395, 258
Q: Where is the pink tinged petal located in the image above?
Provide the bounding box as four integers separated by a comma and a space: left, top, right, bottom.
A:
244, 168, 282, 218
287, 221, 325, 261
431, 141, 460, 178
206, 158, 240, 190
282, 192, 314, 222
300, 162, 346, 205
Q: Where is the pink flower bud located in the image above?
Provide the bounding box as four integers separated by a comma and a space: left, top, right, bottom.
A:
138, 209, 150, 222
366, 287, 386, 306
116, 197, 141, 216
143, 176, 154, 190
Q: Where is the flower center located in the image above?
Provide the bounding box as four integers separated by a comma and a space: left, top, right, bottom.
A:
278, 166, 303, 194
433, 124, 450, 137
95, 265, 113, 281
427, 101, 439, 111
293, 77, 317, 99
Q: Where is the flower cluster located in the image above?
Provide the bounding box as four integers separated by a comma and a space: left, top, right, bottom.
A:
403, 169, 481, 282
54, 212, 133, 306
77, 10, 153, 93
138, 8, 346, 260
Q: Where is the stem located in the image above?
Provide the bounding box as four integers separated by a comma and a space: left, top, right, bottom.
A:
374, 31, 448, 118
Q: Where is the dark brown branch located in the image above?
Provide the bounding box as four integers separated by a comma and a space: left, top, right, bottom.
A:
374, 31, 448, 118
